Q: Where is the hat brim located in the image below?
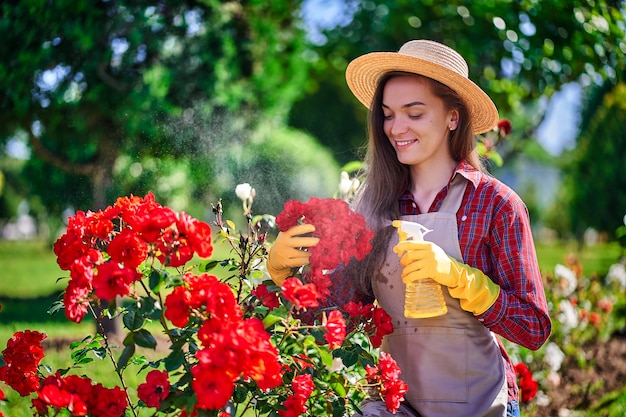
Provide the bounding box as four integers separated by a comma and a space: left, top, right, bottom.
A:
346, 52, 499, 135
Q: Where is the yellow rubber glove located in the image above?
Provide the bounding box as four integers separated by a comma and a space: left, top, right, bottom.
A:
394, 240, 500, 315
267, 224, 320, 285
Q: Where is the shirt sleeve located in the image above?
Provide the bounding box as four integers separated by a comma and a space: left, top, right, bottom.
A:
476, 192, 552, 351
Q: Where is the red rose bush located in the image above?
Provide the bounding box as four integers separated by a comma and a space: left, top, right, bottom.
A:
0, 191, 406, 416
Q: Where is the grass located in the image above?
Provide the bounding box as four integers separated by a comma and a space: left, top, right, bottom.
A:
0, 239, 66, 298
534, 239, 623, 277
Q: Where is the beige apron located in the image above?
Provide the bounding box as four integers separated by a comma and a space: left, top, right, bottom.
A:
372, 175, 507, 417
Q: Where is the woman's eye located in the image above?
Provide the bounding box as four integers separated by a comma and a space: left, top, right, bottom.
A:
383, 114, 393, 120
409, 114, 422, 119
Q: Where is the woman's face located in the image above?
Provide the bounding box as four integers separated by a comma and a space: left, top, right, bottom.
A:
381, 75, 458, 167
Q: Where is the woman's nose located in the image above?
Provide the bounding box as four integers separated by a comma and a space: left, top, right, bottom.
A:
389, 117, 409, 137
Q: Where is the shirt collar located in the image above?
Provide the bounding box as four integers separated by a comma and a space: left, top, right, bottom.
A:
398, 160, 482, 202
454, 160, 481, 189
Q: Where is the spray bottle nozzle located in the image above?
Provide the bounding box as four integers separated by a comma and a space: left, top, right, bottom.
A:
392, 220, 432, 242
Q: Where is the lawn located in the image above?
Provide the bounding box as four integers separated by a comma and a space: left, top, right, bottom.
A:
0, 239, 66, 298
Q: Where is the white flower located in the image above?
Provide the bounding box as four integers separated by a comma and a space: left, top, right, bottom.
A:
606, 263, 626, 288
534, 390, 551, 407
544, 342, 566, 372
235, 183, 254, 201
339, 171, 351, 194
554, 264, 577, 296
623, 213, 626, 226
546, 371, 561, 389
328, 357, 344, 373
557, 299, 579, 334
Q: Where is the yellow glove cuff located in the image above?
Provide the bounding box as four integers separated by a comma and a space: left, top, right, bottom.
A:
266, 262, 291, 286
448, 259, 501, 316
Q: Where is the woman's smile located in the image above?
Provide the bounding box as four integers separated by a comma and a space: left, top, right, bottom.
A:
394, 138, 418, 148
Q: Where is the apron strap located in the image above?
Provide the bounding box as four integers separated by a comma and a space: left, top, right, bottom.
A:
438, 174, 467, 214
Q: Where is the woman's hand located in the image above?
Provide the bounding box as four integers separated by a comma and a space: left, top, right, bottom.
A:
266, 224, 320, 285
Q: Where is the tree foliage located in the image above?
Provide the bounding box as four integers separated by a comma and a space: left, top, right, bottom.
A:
0, 0, 312, 217
563, 80, 626, 236
290, 0, 626, 164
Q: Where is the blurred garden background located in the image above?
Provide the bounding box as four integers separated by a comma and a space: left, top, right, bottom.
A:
1, 0, 626, 416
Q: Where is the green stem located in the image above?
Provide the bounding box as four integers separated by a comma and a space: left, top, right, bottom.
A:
89, 304, 138, 417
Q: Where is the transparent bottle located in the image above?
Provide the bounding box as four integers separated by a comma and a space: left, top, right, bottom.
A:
392, 220, 448, 319
404, 278, 447, 318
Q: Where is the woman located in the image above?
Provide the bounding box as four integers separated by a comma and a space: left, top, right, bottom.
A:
266, 40, 551, 417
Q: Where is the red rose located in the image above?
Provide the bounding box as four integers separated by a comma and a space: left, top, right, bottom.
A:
514, 363, 538, 402
164, 285, 192, 327
497, 118, 512, 136
107, 228, 148, 268
0, 330, 47, 396
93, 261, 141, 301
281, 278, 320, 309
137, 370, 170, 408
252, 284, 280, 310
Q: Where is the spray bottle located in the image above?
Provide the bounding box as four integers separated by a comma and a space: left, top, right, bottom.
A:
392, 220, 447, 318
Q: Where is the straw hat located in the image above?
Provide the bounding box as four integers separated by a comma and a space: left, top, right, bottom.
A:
345, 40, 499, 135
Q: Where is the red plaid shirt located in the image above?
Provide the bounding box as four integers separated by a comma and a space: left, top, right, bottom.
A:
321, 160, 551, 402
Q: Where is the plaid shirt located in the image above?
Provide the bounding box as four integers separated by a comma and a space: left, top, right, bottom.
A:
322, 160, 551, 402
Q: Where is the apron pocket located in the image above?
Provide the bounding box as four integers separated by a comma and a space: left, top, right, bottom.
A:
386, 326, 468, 403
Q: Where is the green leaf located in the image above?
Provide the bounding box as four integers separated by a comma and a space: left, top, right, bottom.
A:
349, 397, 363, 415
86, 339, 102, 350
251, 269, 264, 279
69, 340, 84, 349
55, 408, 72, 417
330, 379, 347, 397
486, 151, 504, 167
166, 274, 184, 287
106, 301, 118, 319
164, 348, 185, 371
199, 259, 221, 272
123, 331, 135, 347
232, 385, 249, 403
340, 160, 363, 173
92, 347, 107, 360
149, 269, 165, 292
129, 355, 149, 366
117, 344, 135, 371
262, 313, 283, 328
334, 346, 360, 368
71, 349, 94, 365
318, 345, 334, 368
134, 329, 158, 349
137, 296, 161, 320
476, 141, 487, 156
123, 310, 145, 331
46, 300, 65, 316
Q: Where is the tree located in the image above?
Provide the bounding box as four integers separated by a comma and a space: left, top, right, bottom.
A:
289, 0, 626, 164
0, 0, 312, 218
0, 0, 319, 336
562, 80, 626, 236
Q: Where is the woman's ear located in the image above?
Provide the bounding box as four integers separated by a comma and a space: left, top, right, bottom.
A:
449, 109, 460, 131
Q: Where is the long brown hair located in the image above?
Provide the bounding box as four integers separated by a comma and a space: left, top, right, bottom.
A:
346, 71, 482, 296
